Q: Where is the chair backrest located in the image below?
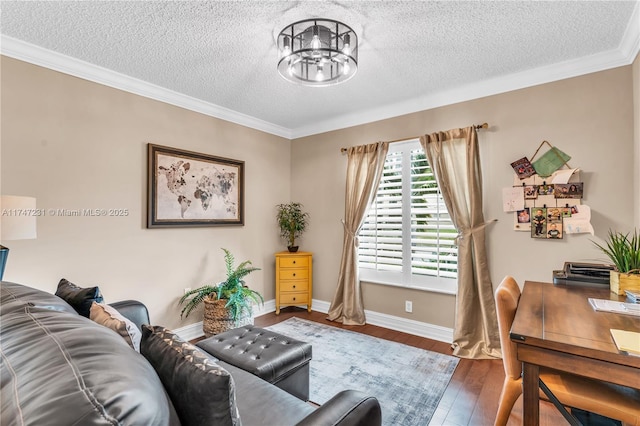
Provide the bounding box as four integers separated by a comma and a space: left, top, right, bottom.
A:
495, 276, 522, 380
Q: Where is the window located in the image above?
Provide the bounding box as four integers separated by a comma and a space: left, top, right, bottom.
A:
358, 139, 458, 294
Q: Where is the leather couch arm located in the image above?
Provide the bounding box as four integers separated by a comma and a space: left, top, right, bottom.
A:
109, 300, 150, 331
295, 390, 381, 426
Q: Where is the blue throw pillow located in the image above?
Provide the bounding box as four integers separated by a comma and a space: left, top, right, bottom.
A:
54, 278, 103, 317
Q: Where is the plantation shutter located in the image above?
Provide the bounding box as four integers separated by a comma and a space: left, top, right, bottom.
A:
359, 140, 458, 286
359, 150, 403, 272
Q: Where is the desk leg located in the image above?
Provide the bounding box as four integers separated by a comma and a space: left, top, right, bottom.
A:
522, 363, 540, 426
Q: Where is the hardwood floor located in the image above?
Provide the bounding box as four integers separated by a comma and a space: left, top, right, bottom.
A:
254, 307, 568, 426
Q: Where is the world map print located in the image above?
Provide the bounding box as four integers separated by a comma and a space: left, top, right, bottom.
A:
155, 153, 239, 221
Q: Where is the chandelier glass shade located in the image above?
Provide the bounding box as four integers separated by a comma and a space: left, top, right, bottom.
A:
277, 19, 358, 86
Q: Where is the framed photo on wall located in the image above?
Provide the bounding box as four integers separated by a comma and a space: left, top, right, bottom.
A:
147, 144, 244, 227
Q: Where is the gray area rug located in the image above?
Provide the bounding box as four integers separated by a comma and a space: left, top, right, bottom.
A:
266, 317, 459, 425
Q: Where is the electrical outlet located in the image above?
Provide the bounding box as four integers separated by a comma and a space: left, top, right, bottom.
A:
405, 300, 413, 313
183, 287, 191, 295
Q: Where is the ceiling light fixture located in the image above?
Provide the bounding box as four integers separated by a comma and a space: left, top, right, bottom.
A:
277, 19, 358, 87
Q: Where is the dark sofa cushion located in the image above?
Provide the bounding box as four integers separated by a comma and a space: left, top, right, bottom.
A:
0, 303, 174, 425
54, 278, 103, 317
217, 360, 315, 425
141, 325, 242, 426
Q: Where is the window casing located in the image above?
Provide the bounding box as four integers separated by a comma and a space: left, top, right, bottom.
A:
358, 140, 458, 294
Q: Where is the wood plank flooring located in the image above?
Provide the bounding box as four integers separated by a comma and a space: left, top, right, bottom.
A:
254, 307, 568, 426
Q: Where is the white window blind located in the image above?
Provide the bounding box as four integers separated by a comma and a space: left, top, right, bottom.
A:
358, 140, 458, 293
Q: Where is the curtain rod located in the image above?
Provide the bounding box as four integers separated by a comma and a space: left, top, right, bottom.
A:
340, 122, 489, 153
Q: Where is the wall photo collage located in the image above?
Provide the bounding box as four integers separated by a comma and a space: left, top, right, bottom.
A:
503, 142, 591, 240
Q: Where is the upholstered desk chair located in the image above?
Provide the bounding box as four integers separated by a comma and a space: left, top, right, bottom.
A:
494, 276, 640, 426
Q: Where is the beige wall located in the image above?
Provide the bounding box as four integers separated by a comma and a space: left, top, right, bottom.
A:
2, 55, 637, 332
634, 54, 640, 228
1, 56, 291, 330
291, 66, 636, 328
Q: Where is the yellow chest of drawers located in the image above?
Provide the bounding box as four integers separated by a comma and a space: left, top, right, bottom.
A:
275, 251, 312, 314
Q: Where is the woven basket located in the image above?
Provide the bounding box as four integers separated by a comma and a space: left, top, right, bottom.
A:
203, 298, 253, 337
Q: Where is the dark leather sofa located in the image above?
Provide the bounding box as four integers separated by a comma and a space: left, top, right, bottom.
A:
0, 281, 381, 426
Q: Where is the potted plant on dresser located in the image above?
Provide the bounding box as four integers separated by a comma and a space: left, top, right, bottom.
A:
276, 202, 310, 252
593, 229, 640, 295
179, 248, 263, 337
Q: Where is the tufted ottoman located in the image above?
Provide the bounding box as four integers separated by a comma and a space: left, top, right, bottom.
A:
196, 325, 312, 401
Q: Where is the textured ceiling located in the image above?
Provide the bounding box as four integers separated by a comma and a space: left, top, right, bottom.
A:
1, 1, 639, 138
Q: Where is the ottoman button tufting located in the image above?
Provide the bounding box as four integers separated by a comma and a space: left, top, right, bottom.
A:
196, 325, 312, 401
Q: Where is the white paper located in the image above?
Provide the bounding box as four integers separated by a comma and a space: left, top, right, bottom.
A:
564, 220, 594, 235
564, 204, 594, 234
589, 298, 640, 316
569, 203, 591, 220
502, 187, 524, 212
551, 168, 580, 184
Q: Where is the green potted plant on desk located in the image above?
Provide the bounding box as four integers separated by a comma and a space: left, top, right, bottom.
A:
592, 229, 640, 295
179, 248, 263, 337
276, 202, 310, 252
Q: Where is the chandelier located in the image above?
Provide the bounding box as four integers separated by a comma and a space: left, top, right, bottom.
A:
277, 19, 358, 86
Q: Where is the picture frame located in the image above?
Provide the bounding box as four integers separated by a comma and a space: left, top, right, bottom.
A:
147, 143, 244, 227
553, 182, 584, 199
514, 207, 531, 232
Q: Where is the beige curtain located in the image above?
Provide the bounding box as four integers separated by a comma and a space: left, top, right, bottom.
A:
328, 142, 389, 325
420, 127, 501, 359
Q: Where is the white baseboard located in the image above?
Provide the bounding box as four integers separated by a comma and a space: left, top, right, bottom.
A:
174, 298, 453, 344
174, 299, 277, 341
310, 299, 453, 343
173, 321, 205, 342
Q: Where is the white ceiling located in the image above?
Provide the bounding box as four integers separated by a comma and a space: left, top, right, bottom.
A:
1, 1, 639, 139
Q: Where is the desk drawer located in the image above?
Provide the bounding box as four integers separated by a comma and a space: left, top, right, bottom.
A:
280, 280, 309, 292
279, 269, 308, 280
279, 257, 309, 268
280, 292, 308, 304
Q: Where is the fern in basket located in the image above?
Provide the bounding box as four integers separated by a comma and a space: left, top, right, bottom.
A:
592, 229, 640, 274
179, 248, 263, 321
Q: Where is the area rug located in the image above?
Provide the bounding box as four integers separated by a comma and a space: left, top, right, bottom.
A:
266, 317, 459, 425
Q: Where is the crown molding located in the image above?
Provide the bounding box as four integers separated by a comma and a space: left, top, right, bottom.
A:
0, 35, 293, 139
620, 0, 640, 63
291, 31, 639, 138
3, 7, 638, 142
292, 2, 640, 138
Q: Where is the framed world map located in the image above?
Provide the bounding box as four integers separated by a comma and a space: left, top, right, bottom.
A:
147, 144, 244, 227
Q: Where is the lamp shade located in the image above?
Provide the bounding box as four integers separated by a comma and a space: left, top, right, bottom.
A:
0, 196, 37, 280
1, 196, 38, 240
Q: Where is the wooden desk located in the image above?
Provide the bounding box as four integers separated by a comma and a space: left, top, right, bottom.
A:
510, 281, 640, 426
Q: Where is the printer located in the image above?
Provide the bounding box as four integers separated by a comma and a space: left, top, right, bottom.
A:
552, 262, 614, 288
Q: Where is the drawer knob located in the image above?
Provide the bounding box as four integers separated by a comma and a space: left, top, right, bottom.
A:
293, 297, 296, 301
293, 260, 296, 264
293, 273, 296, 277
293, 285, 296, 289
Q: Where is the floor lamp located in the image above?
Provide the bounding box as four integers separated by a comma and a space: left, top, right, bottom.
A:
1, 196, 37, 281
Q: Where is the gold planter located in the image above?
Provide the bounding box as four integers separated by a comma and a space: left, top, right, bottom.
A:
610, 270, 640, 296
202, 298, 253, 337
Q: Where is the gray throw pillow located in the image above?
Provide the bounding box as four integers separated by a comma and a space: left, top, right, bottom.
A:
140, 325, 242, 426
54, 278, 103, 317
